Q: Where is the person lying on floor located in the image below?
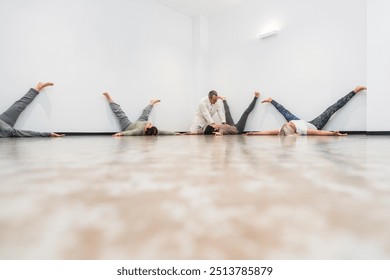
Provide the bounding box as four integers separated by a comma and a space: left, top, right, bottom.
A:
103, 92, 178, 136
246, 86, 366, 136
184, 92, 260, 136
0, 82, 64, 138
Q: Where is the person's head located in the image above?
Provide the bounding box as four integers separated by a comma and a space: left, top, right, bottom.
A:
145, 126, 158, 136
208, 90, 218, 104
279, 122, 296, 136
203, 125, 216, 135
144, 122, 158, 136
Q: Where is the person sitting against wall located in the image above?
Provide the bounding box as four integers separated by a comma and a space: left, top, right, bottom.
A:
246, 86, 366, 136
190, 90, 226, 134
185, 92, 260, 136
103, 92, 177, 136
0, 82, 64, 138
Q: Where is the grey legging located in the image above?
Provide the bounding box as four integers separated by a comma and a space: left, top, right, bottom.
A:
223, 96, 258, 134
0, 88, 49, 137
271, 91, 356, 130
109, 102, 153, 131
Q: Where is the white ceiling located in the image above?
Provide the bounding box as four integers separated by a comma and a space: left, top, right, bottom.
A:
153, 0, 246, 17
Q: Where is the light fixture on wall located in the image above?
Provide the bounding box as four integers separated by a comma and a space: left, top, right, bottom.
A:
259, 29, 279, 39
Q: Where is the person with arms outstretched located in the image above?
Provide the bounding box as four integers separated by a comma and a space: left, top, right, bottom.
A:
103, 92, 177, 136
247, 86, 366, 136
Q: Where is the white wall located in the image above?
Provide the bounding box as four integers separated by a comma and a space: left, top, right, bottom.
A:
367, 0, 390, 132
192, 15, 210, 100
2, 0, 388, 133
0, 0, 193, 132
208, 0, 367, 131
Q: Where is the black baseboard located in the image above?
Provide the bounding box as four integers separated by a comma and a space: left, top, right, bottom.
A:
56, 132, 115, 136
55, 131, 390, 136
339, 131, 367, 135
367, 131, 390, 135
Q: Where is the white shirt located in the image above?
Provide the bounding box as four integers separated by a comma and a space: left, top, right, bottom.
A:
190, 96, 226, 132
291, 120, 317, 135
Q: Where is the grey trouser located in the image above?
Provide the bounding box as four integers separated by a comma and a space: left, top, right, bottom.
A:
0, 88, 49, 137
223, 96, 258, 134
109, 103, 153, 131
0, 88, 39, 127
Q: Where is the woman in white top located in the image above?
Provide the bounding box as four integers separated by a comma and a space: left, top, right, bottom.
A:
248, 86, 366, 136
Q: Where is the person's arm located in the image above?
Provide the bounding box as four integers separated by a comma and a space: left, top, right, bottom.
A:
113, 132, 124, 137
115, 128, 144, 136
157, 130, 176, 135
50, 133, 65, 137
216, 100, 226, 124
183, 131, 202, 135
307, 129, 347, 136
12, 129, 51, 137
246, 130, 280, 135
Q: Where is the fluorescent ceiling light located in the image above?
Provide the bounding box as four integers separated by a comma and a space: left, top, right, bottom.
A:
259, 29, 279, 39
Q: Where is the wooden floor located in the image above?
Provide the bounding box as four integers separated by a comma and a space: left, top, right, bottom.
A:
0, 135, 389, 259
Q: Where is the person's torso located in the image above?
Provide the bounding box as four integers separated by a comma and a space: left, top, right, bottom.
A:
197, 96, 219, 116
291, 120, 317, 135
124, 121, 148, 133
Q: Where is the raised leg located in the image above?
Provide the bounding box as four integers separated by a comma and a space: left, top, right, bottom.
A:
270, 100, 300, 122
235, 93, 259, 134
308, 87, 365, 129
221, 98, 235, 126
137, 99, 160, 121
0, 82, 53, 127
103, 93, 132, 131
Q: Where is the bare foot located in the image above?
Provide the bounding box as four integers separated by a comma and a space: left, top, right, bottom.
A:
353, 86, 367, 94
150, 99, 161, 106
103, 92, 113, 103
35, 82, 54, 92
262, 97, 273, 103
254, 92, 260, 98
218, 96, 226, 101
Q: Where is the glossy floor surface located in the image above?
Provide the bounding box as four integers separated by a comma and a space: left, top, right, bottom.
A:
0, 135, 390, 259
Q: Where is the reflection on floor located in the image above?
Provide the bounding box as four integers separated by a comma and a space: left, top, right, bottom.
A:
0, 135, 389, 259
